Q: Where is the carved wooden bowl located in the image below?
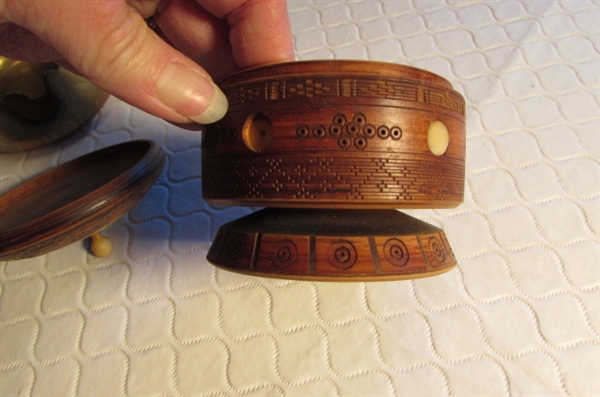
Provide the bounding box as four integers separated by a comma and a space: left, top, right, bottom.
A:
0, 140, 165, 261
204, 61, 466, 281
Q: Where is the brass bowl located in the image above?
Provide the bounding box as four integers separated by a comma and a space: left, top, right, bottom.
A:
0, 57, 109, 152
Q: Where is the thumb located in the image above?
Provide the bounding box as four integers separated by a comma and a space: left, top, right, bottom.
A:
2, 0, 227, 124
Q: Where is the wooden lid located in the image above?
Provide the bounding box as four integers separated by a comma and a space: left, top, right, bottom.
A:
0, 140, 165, 261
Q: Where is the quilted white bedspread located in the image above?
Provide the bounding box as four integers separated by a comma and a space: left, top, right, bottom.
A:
1, 1, 598, 395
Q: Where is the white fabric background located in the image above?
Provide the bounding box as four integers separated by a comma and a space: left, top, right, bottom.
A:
1, 1, 598, 395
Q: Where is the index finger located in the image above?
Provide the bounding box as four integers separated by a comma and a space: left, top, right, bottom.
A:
197, 0, 295, 68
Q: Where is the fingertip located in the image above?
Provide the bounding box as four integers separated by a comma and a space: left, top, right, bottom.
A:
189, 85, 228, 124
155, 62, 228, 124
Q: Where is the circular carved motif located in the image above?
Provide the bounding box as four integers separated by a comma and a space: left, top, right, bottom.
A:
354, 136, 368, 150
353, 113, 367, 125
270, 239, 298, 268
338, 136, 352, 150
227, 234, 247, 260
346, 122, 360, 135
383, 238, 409, 267
428, 236, 445, 263
363, 124, 376, 137
390, 126, 403, 140
296, 124, 309, 139
312, 125, 326, 139
333, 113, 347, 126
329, 124, 342, 136
377, 125, 390, 139
327, 240, 357, 270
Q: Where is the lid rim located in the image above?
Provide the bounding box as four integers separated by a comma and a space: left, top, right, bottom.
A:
0, 140, 165, 261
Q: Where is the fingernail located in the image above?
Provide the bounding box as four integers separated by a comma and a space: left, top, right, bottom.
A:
156, 63, 228, 124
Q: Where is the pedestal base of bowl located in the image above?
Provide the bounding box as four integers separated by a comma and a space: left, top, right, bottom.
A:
207, 208, 456, 281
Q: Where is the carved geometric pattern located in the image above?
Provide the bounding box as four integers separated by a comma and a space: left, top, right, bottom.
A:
225, 76, 465, 115
204, 154, 464, 204
383, 238, 410, 267
428, 236, 446, 263
207, 225, 456, 281
269, 239, 298, 268
296, 112, 403, 151
327, 240, 358, 270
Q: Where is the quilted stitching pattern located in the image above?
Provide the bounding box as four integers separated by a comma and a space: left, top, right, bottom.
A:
1, 1, 598, 395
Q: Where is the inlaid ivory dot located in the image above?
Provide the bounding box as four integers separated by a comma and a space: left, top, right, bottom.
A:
427, 120, 450, 156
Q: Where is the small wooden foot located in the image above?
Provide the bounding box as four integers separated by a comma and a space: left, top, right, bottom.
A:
90, 232, 113, 257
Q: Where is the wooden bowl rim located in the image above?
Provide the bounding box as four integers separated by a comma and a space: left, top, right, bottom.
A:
219, 60, 454, 89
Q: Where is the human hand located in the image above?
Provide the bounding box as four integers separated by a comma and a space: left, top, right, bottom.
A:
0, 0, 295, 124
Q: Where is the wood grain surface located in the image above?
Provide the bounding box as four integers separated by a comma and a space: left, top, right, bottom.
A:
0, 140, 165, 260
204, 61, 465, 280
203, 61, 465, 209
